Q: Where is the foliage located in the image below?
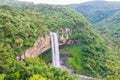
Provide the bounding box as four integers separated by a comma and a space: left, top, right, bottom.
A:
105, 60, 120, 80
0, 0, 117, 79
70, 1, 120, 24
0, 5, 49, 56
0, 44, 14, 73
4, 58, 78, 80
70, 1, 120, 53
40, 49, 52, 63
60, 46, 83, 73
0, 74, 6, 80
29, 74, 46, 80
60, 43, 113, 77
0, 4, 81, 80
95, 11, 120, 52
70, 1, 120, 78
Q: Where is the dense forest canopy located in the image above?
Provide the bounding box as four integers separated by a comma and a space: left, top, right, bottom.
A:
70, 1, 120, 52
95, 11, 120, 50
0, 4, 80, 80
70, 1, 120, 79
0, 0, 119, 80
70, 1, 120, 24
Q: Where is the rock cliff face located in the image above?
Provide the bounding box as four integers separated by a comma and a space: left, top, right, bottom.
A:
58, 28, 74, 45
17, 35, 51, 60
17, 28, 74, 60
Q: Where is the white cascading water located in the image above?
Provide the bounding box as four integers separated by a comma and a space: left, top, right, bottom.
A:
50, 32, 60, 68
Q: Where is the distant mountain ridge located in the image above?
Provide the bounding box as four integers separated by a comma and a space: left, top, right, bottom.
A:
69, 1, 120, 48
69, 1, 120, 24
95, 10, 120, 48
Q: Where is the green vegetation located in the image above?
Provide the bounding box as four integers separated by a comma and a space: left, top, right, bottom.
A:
70, 1, 120, 24
0, 0, 118, 79
60, 42, 113, 77
95, 11, 120, 80
5, 57, 77, 80
70, 1, 120, 50
95, 11, 120, 51
60, 46, 83, 73
40, 49, 52, 63
0, 5, 79, 80
70, 1, 120, 79
0, 5, 49, 56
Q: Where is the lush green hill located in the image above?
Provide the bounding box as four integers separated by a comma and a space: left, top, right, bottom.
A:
70, 1, 120, 24
95, 11, 120, 51
70, 1, 120, 79
0, 5, 79, 80
0, 0, 117, 79
69, 1, 120, 50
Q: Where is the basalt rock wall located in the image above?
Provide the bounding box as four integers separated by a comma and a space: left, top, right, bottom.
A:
17, 28, 74, 60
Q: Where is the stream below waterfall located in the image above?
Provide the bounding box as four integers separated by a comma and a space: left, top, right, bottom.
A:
50, 32, 96, 80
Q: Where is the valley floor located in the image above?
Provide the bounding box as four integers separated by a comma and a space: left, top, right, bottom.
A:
60, 55, 97, 80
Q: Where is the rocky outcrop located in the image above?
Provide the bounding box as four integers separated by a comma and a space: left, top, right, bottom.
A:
17, 28, 74, 60
17, 35, 51, 60
59, 28, 74, 45
58, 28, 72, 40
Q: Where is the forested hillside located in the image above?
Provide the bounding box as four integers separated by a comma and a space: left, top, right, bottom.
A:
70, 1, 120, 51
95, 11, 120, 79
95, 11, 120, 51
70, 1, 120, 79
0, 5, 79, 80
0, 0, 118, 80
70, 1, 120, 24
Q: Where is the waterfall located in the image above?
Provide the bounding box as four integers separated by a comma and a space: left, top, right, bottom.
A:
50, 32, 60, 68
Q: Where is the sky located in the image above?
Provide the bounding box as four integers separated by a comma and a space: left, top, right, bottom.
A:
19, 0, 120, 5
